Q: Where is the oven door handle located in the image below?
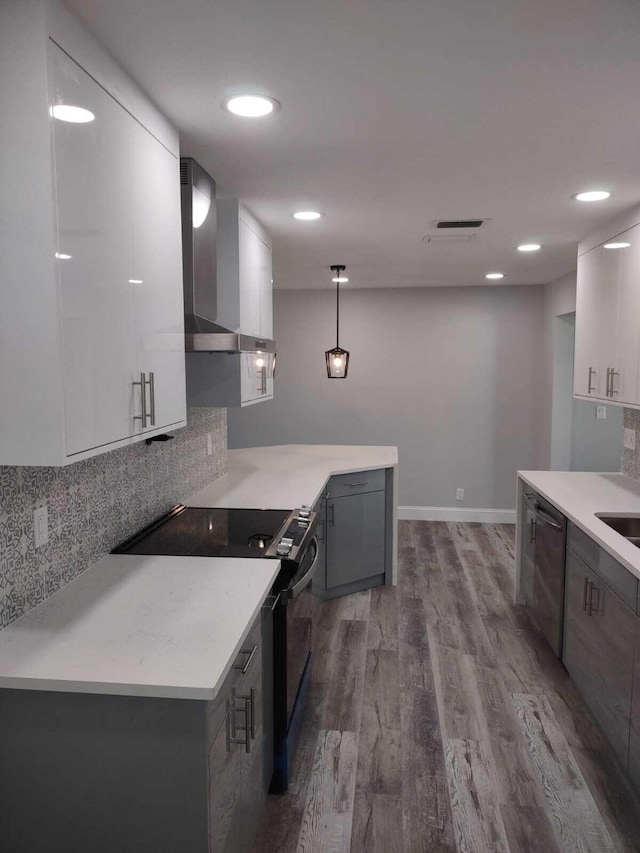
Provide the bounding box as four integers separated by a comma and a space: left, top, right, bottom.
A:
286, 538, 319, 600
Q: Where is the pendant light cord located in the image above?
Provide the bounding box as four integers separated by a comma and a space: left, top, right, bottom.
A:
336, 281, 340, 348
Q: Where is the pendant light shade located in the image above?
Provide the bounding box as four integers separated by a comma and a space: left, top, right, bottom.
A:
325, 265, 350, 378
326, 346, 349, 378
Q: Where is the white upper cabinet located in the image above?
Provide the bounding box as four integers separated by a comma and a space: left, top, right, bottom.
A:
574, 214, 640, 409
217, 200, 273, 339
0, 1, 185, 465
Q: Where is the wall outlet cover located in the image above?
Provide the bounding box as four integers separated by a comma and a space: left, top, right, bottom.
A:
596, 405, 606, 420
624, 428, 636, 451
33, 505, 48, 548
455, 488, 464, 501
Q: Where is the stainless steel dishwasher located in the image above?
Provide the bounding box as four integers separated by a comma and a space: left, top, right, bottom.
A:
526, 493, 567, 657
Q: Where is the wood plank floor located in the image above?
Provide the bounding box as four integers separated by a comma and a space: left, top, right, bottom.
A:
254, 521, 640, 853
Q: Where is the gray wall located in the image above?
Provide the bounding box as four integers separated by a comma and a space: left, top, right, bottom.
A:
571, 398, 623, 472
542, 271, 578, 469
229, 286, 546, 511
0, 408, 227, 630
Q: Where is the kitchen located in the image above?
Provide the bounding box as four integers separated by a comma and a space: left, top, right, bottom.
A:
1, 0, 640, 851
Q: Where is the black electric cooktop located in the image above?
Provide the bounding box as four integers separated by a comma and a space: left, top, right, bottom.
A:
113, 506, 291, 558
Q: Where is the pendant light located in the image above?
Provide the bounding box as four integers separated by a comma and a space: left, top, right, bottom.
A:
325, 265, 350, 378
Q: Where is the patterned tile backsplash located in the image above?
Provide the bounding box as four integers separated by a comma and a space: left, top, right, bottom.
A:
622, 408, 640, 480
0, 408, 227, 630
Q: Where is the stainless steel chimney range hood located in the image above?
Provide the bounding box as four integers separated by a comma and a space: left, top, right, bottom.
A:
180, 157, 276, 354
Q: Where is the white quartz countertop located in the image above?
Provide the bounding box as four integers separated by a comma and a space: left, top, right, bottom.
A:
187, 444, 398, 510
518, 470, 640, 582
0, 554, 279, 700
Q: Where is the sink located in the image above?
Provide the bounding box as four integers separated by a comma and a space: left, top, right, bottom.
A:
596, 515, 640, 545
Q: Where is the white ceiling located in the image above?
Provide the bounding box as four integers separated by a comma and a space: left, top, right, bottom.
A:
65, 0, 640, 289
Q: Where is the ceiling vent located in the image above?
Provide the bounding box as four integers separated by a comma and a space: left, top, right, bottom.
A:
431, 218, 488, 229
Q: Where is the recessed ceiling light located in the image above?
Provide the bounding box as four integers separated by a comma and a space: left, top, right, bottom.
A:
517, 243, 541, 252
128, 279, 143, 284
54, 252, 72, 259
603, 242, 631, 249
485, 272, 504, 280
292, 211, 324, 221
49, 105, 95, 123
572, 190, 612, 202
223, 95, 279, 117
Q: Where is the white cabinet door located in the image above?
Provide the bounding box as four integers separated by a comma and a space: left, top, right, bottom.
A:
129, 118, 186, 432
238, 216, 264, 337
574, 242, 619, 401
240, 353, 273, 406
50, 42, 138, 457
258, 237, 273, 339
614, 225, 640, 405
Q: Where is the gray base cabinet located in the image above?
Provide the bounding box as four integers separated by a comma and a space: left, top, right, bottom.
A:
313, 469, 388, 599
0, 612, 268, 853
327, 490, 385, 589
563, 549, 635, 767
629, 620, 640, 789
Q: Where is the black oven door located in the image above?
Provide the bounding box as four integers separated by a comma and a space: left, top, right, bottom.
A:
271, 537, 320, 792
284, 537, 319, 724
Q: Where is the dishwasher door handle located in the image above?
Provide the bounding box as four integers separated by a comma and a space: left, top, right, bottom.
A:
534, 507, 563, 530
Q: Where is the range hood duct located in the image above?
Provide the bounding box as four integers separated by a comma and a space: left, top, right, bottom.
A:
180, 157, 276, 354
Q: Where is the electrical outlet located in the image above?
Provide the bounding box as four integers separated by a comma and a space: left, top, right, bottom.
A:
207, 433, 212, 456
596, 405, 606, 420
624, 428, 636, 450
456, 488, 464, 501
33, 505, 48, 548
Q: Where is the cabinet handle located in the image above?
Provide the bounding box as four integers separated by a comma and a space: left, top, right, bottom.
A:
148, 372, 155, 425
317, 518, 325, 544
347, 481, 368, 488
583, 577, 590, 612
588, 367, 596, 394
232, 644, 259, 675
609, 368, 619, 397
227, 692, 253, 753
530, 518, 536, 544
133, 372, 148, 424
329, 503, 335, 527
588, 583, 600, 616
133, 373, 155, 426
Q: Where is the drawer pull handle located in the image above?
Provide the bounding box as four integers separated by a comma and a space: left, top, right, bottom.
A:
588, 583, 600, 616
226, 690, 254, 753
347, 481, 368, 487
583, 577, 590, 612
233, 644, 259, 675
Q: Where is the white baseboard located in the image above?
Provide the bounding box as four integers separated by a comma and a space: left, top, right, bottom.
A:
399, 505, 516, 524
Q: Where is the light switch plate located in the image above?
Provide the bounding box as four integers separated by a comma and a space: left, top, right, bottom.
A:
34, 505, 48, 548
624, 428, 636, 451
596, 405, 606, 420
455, 488, 464, 501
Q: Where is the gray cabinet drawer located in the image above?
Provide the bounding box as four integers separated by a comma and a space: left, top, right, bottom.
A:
567, 522, 638, 611
326, 467, 386, 498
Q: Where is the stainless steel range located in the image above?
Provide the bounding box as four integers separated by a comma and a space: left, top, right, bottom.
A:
113, 504, 319, 792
